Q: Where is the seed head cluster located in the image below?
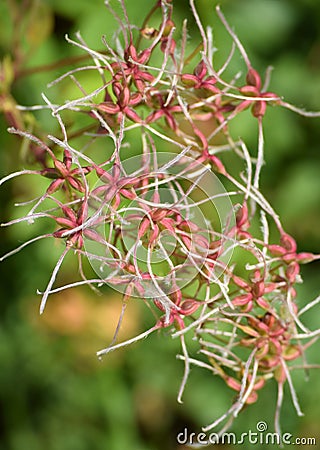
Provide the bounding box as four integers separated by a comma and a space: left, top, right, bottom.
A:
1, 0, 320, 435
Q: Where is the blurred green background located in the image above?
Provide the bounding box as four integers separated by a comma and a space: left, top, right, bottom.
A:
1, 1, 320, 449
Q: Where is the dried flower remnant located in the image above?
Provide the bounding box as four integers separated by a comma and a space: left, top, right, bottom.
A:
1, 0, 320, 436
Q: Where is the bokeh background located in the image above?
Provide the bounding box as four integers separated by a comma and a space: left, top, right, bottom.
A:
1, 1, 320, 449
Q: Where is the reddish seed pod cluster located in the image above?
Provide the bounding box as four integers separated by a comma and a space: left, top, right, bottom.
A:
1, 0, 319, 436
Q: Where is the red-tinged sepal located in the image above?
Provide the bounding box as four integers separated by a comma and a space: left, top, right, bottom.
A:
232, 293, 252, 307
256, 297, 270, 310
246, 68, 262, 90
181, 74, 198, 87
47, 178, 64, 194
194, 60, 207, 79
296, 252, 319, 263
55, 217, 75, 228
280, 233, 297, 253
98, 102, 120, 114
285, 262, 300, 283
252, 100, 267, 118
282, 345, 301, 361
179, 299, 200, 316
138, 217, 150, 239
